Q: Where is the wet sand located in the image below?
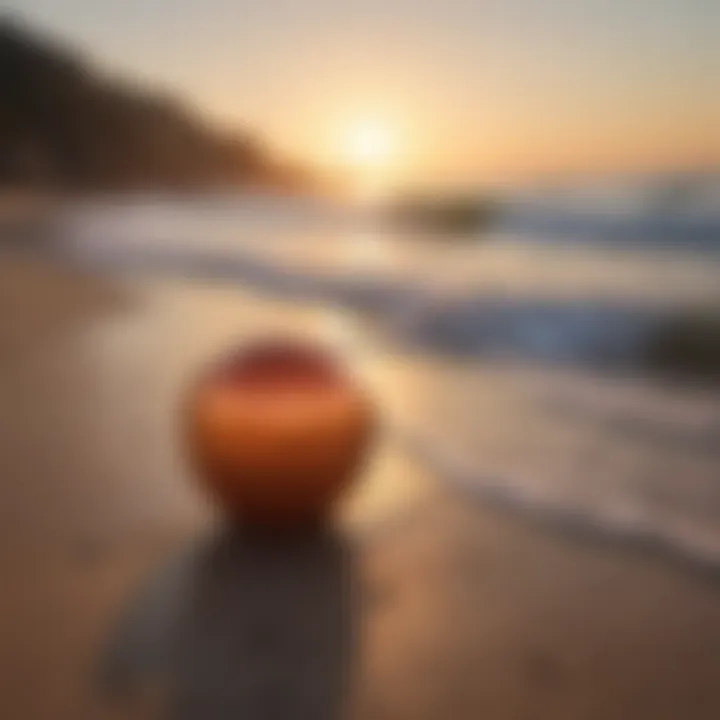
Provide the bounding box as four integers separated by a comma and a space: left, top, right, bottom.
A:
1, 253, 719, 719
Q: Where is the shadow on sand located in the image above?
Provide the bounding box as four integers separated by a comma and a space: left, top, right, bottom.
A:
102, 526, 357, 720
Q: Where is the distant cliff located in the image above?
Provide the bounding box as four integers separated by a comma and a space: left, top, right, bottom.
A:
0, 19, 307, 192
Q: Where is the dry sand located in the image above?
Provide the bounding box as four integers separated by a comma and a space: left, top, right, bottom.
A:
0, 253, 719, 719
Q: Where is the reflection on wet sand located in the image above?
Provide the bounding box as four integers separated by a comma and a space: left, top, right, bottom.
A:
104, 528, 356, 720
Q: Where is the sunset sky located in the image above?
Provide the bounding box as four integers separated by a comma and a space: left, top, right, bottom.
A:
8, 0, 718, 185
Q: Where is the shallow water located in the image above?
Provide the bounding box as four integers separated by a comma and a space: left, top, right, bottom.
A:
58, 192, 720, 566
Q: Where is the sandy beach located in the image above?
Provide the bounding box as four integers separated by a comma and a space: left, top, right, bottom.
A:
1, 251, 719, 719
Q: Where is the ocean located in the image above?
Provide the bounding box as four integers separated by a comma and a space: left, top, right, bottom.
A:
56, 177, 720, 567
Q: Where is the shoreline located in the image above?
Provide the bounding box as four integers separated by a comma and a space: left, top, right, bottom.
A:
1, 252, 720, 718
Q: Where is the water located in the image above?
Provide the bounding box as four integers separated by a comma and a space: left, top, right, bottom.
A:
57, 183, 720, 566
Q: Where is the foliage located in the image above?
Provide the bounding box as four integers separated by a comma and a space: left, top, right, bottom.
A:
0, 19, 302, 191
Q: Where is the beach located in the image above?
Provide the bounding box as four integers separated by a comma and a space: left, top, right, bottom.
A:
1, 251, 719, 719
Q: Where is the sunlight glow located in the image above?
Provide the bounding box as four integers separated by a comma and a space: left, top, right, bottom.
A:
341, 119, 395, 168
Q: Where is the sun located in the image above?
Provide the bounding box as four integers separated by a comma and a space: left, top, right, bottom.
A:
341, 119, 394, 167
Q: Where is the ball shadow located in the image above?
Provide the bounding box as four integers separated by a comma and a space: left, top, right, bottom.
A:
102, 527, 357, 720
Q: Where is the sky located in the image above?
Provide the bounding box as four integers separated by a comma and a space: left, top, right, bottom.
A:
5, 0, 719, 185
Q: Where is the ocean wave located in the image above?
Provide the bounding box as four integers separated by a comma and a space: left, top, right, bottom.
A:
59, 198, 720, 568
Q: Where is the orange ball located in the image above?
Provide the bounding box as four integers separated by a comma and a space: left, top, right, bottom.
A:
185, 339, 375, 529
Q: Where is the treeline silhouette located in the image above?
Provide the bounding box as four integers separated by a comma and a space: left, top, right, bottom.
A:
0, 19, 307, 192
